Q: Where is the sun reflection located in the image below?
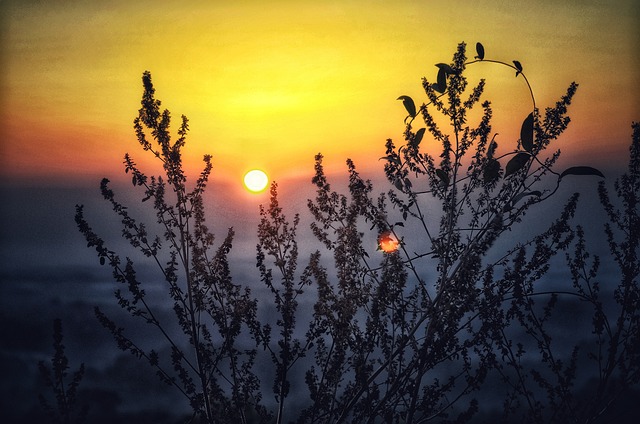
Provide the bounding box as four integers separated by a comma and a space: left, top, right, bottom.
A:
378, 230, 399, 253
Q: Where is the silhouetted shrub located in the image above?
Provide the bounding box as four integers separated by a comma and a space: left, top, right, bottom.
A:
74, 42, 638, 423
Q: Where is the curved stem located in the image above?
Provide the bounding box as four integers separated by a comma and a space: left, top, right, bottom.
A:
465, 58, 536, 112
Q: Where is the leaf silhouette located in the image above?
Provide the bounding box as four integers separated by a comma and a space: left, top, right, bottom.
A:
397, 95, 417, 118
435, 168, 449, 186
413, 128, 426, 146
504, 152, 530, 177
488, 139, 498, 159
475, 42, 485, 60
436, 63, 457, 75
559, 166, 605, 179
513, 60, 523, 77
435, 67, 447, 93
379, 155, 400, 165
520, 112, 534, 152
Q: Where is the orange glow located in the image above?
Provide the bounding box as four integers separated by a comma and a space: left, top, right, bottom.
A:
378, 231, 400, 253
0, 1, 637, 185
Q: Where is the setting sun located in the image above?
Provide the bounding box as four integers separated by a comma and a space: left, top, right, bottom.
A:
243, 169, 269, 193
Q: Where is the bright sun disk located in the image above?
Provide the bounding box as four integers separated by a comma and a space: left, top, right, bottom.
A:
243, 169, 269, 193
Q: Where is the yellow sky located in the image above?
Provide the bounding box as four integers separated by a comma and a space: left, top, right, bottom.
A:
1, 0, 638, 188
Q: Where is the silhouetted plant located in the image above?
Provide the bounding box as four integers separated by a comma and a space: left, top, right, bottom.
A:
473, 127, 640, 424
299, 41, 607, 423
75, 42, 638, 423
38, 319, 88, 424
563, 122, 640, 422
76, 71, 266, 423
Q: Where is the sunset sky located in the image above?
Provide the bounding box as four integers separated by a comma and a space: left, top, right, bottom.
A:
1, 2, 639, 419
1, 0, 638, 191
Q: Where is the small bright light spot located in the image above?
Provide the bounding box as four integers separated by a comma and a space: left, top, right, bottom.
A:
243, 169, 269, 193
378, 230, 399, 253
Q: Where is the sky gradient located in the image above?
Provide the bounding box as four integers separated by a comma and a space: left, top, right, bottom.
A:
1, 2, 639, 420
1, 0, 638, 190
